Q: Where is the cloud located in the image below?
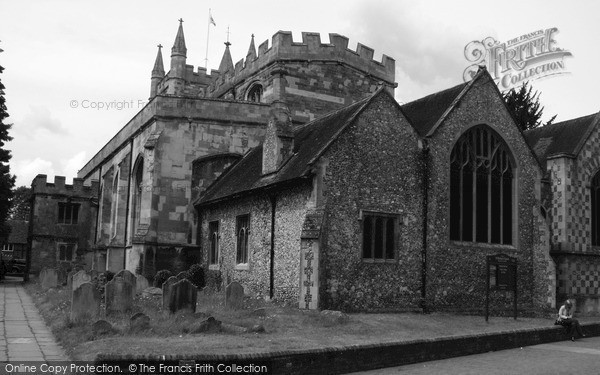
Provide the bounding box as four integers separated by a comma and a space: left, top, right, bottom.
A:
61, 151, 87, 178
14, 105, 68, 137
345, 1, 479, 100
14, 157, 55, 187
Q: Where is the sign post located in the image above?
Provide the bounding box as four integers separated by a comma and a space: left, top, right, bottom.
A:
485, 254, 517, 322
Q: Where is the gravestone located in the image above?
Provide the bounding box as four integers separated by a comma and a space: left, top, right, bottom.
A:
72, 270, 92, 292
225, 281, 244, 310
66, 270, 77, 292
135, 275, 150, 294
39, 268, 58, 290
162, 276, 179, 312
163, 278, 197, 313
57, 268, 68, 286
176, 271, 188, 280
114, 269, 137, 291
92, 320, 114, 335
70, 282, 100, 322
105, 277, 134, 314
130, 312, 150, 332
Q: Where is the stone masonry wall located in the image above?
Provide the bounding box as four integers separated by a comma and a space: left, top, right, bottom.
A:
199, 183, 312, 303
425, 75, 548, 312
30, 175, 98, 274
319, 93, 423, 311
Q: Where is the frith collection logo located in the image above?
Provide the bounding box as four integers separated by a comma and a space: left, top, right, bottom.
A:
463, 27, 572, 90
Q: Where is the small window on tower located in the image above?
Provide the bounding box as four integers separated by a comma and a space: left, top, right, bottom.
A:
246, 83, 263, 103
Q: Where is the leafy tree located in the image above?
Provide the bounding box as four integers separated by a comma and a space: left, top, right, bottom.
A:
0, 49, 15, 237
10, 186, 31, 221
503, 82, 556, 131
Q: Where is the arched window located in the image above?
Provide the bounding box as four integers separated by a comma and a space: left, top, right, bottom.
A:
591, 171, 600, 246
132, 157, 144, 233
246, 83, 263, 103
111, 172, 119, 238
236, 214, 249, 264
450, 126, 514, 245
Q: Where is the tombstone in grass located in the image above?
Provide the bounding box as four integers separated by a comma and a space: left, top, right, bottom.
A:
66, 270, 77, 292
71, 282, 100, 323
57, 268, 68, 286
135, 275, 150, 294
105, 276, 134, 314
225, 281, 244, 310
162, 276, 179, 312
39, 268, 58, 290
71, 270, 92, 292
163, 277, 197, 314
176, 271, 188, 280
114, 269, 137, 291
130, 312, 150, 332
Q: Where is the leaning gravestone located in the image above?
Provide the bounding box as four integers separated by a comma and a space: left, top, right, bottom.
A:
92, 320, 114, 336
135, 275, 150, 294
225, 281, 244, 310
39, 268, 58, 290
70, 282, 100, 322
162, 278, 197, 314
105, 277, 134, 314
130, 312, 150, 332
72, 270, 92, 292
114, 269, 137, 291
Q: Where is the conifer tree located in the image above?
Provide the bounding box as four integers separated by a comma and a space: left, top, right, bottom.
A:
503, 82, 556, 131
0, 46, 16, 237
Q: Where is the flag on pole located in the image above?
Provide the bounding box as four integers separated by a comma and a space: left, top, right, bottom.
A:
209, 10, 216, 26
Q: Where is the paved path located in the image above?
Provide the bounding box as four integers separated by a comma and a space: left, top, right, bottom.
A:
353, 335, 600, 375
0, 276, 68, 361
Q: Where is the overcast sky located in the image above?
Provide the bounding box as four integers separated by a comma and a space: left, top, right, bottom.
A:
1, 0, 599, 186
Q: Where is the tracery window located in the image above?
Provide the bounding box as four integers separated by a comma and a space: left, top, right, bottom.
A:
209, 221, 219, 265
246, 83, 263, 103
450, 126, 514, 245
132, 157, 144, 234
591, 171, 600, 246
236, 214, 249, 265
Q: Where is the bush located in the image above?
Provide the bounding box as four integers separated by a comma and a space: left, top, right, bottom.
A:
153, 269, 173, 288
186, 264, 205, 288
204, 269, 222, 291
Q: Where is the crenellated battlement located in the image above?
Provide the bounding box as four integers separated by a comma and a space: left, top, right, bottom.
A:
208, 31, 396, 96
32, 174, 99, 197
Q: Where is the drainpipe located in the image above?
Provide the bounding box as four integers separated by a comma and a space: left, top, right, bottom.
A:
94, 165, 102, 245
420, 139, 430, 313
122, 140, 134, 270
269, 193, 277, 299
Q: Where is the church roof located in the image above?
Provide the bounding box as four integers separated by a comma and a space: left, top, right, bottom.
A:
196, 91, 380, 205
401, 81, 468, 137
524, 112, 600, 164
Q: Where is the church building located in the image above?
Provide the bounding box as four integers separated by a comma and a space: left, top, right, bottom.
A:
27, 20, 600, 314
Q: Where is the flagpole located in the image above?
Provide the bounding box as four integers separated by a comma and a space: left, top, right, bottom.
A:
205, 9, 211, 69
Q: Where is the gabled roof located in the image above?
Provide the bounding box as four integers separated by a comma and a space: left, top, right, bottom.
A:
401, 81, 469, 137
524, 112, 600, 164
196, 90, 385, 205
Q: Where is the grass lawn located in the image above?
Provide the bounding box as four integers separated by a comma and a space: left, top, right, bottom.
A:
24, 280, 572, 361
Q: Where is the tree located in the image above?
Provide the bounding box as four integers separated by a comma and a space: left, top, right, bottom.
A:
10, 186, 31, 221
0, 47, 16, 237
503, 82, 556, 132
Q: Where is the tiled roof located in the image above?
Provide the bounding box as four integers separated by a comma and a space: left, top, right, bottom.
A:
401, 81, 468, 137
524, 113, 599, 164
196, 91, 379, 205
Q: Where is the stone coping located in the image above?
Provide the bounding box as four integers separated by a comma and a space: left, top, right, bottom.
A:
95, 323, 600, 374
